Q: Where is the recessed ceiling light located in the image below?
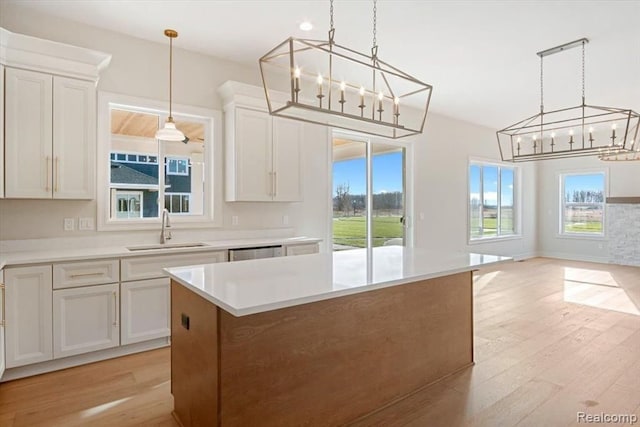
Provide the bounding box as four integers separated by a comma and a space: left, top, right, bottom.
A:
299, 21, 313, 31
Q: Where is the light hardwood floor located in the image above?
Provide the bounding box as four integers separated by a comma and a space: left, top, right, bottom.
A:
1, 257, 639, 426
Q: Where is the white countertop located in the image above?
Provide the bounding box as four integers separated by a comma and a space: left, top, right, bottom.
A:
165, 246, 512, 316
0, 236, 321, 269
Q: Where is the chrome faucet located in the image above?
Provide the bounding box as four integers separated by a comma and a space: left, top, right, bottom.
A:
160, 208, 172, 244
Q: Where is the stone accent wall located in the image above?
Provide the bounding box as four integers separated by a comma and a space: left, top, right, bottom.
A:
608, 203, 640, 266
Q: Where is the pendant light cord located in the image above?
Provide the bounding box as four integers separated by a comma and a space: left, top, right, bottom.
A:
539, 55, 544, 114
330, 0, 334, 31
582, 39, 586, 105
372, 0, 377, 50
169, 35, 173, 121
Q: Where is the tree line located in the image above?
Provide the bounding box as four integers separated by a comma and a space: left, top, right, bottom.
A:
565, 189, 604, 203
334, 183, 403, 215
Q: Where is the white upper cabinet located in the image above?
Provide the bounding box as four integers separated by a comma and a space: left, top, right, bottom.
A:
219, 81, 304, 202
4, 69, 95, 199
0, 65, 5, 199
53, 76, 96, 199
0, 27, 110, 200
4, 68, 54, 198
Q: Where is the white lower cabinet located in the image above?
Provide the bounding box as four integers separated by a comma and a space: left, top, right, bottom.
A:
5, 265, 53, 368
121, 278, 170, 345
1, 269, 5, 379
53, 283, 120, 359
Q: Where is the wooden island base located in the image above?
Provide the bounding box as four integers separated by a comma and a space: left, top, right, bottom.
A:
171, 271, 473, 426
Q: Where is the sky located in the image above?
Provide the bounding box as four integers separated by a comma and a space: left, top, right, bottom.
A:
333, 151, 403, 196
564, 173, 605, 195
469, 165, 514, 207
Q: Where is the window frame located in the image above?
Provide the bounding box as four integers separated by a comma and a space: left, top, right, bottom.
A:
165, 192, 191, 215
97, 91, 222, 231
112, 190, 144, 219
558, 169, 608, 238
166, 157, 190, 176
468, 158, 521, 243
328, 130, 414, 250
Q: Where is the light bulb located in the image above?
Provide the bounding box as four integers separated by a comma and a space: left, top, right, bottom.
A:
378, 92, 384, 100
612, 123, 617, 130
516, 137, 521, 143
532, 134, 537, 141
359, 87, 365, 96
294, 67, 301, 78
394, 97, 400, 105
589, 127, 594, 133
316, 74, 323, 85
551, 132, 556, 138
569, 129, 574, 135
340, 81, 346, 91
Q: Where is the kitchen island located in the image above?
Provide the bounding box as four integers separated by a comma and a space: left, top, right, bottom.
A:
165, 246, 511, 427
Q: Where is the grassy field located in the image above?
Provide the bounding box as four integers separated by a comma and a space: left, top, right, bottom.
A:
564, 221, 603, 233
333, 216, 403, 248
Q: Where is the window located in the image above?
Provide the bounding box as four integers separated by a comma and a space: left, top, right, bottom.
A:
97, 92, 221, 230
113, 191, 143, 219
165, 192, 191, 214
332, 133, 409, 250
166, 157, 189, 176
560, 172, 605, 235
469, 162, 517, 240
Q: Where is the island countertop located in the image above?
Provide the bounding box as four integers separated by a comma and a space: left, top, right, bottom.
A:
165, 246, 511, 316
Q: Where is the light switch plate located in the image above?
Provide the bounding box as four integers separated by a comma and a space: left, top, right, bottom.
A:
232, 215, 239, 226
78, 217, 95, 231
63, 218, 75, 231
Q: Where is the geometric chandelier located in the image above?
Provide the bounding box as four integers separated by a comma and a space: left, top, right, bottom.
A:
497, 38, 640, 162
259, 0, 433, 139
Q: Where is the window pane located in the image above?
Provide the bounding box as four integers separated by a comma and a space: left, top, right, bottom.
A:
163, 130, 204, 216
482, 166, 498, 237
563, 173, 604, 234
372, 145, 404, 247
332, 139, 367, 250
469, 165, 482, 238
500, 168, 514, 235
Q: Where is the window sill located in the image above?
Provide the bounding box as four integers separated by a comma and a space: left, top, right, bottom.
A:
555, 233, 607, 241
468, 234, 522, 245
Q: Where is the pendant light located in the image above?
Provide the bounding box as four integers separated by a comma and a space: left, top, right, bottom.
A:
155, 29, 185, 141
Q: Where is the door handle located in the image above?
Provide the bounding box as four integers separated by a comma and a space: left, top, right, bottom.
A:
54, 157, 59, 193
112, 291, 118, 327
45, 156, 50, 192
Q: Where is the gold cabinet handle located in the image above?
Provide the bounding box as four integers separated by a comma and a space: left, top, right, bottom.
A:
70, 272, 104, 278
45, 156, 51, 192
273, 171, 277, 198
0, 283, 5, 327
112, 291, 118, 327
54, 157, 59, 193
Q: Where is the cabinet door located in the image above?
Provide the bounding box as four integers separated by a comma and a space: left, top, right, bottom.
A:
121, 278, 170, 345
231, 108, 273, 201
1, 270, 5, 379
53, 283, 119, 359
0, 65, 5, 199
5, 68, 53, 198
53, 77, 96, 199
5, 265, 53, 368
272, 117, 303, 202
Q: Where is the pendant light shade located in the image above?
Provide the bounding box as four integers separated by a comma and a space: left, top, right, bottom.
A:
155, 29, 185, 142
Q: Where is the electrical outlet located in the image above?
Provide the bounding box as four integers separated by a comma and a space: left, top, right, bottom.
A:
63, 218, 75, 231
283, 215, 289, 225
232, 215, 239, 226
78, 217, 95, 231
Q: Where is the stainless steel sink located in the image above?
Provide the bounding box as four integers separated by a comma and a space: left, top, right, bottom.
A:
126, 242, 209, 251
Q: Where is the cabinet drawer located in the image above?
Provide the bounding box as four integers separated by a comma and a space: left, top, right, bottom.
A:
285, 244, 319, 256
121, 251, 228, 282
53, 259, 119, 289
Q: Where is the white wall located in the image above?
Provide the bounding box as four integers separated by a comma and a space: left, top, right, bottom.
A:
0, 2, 537, 260
537, 156, 640, 263
412, 114, 537, 258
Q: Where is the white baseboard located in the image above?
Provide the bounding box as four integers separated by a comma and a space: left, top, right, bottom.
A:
1, 338, 169, 382
537, 251, 610, 264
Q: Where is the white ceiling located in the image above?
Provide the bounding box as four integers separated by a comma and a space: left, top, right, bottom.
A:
9, 0, 640, 129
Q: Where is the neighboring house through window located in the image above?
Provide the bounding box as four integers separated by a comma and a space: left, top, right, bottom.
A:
469, 161, 518, 240
560, 171, 606, 235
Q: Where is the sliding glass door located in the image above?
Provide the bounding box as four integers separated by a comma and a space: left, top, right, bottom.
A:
332, 134, 406, 251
